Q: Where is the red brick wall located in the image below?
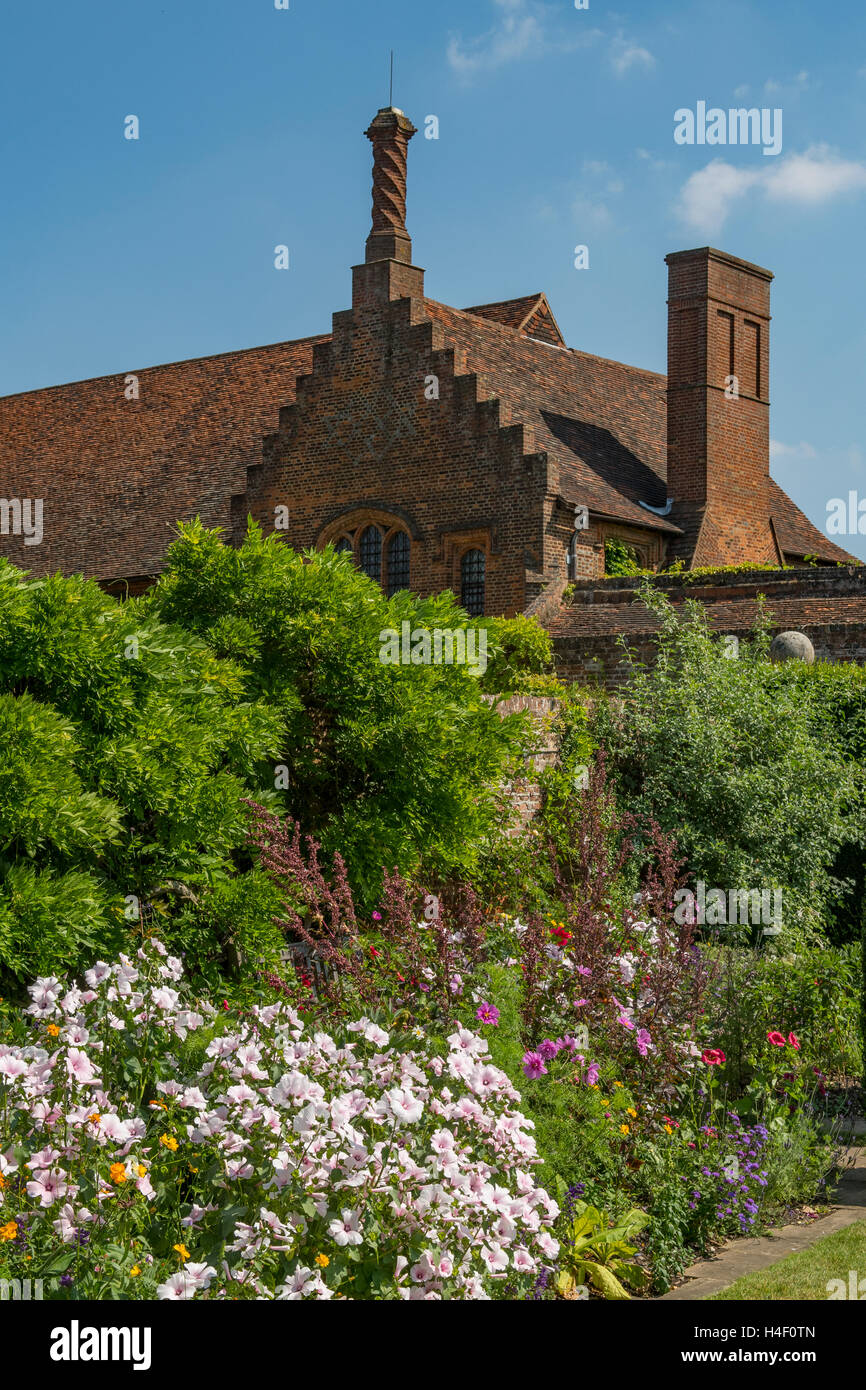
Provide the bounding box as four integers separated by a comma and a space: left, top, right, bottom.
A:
246, 270, 551, 618
666, 248, 777, 565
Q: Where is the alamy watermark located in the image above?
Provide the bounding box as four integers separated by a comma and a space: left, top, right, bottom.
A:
0, 498, 43, 546
827, 1270, 866, 1299
826, 491, 866, 536
674, 881, 782, 933
674, 102, 782, 157
379, 621, 488, 677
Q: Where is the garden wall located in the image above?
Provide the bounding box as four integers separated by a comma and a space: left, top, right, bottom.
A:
544, 565, 866, 690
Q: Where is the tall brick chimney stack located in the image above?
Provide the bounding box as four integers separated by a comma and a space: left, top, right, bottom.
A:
353, 108, 424, 309
365, 107, 416, 264
665, 247, 779, 566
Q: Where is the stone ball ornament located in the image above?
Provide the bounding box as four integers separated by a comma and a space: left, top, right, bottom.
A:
769, 631, 815, 664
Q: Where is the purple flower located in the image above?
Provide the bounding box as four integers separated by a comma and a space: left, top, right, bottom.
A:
577, 965, 592, 977
522, 1051, 548, 1080
538, 1038, 560, 1060
60, 1274, 74, 1288
585, 1062, 600, 1086
475, 1002, 500, 1027
635, 1028, 652, 1056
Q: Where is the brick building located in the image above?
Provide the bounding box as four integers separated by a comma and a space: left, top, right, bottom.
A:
0, 105, 858, 640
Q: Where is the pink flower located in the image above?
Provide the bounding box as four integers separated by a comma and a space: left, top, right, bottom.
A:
584, 1062, 600, 1086
767, 1031, 786, 1047
574, 999, 589, 1008
475, 1003, 500, 1026
617, 1014, 635, 1032
702, 1049, 726, 1065
537, 1039, 560, 1061
788, 1033, 800, 1050
522, 1051, 548, 1080
636, 1028, 652, 1056
576, 966, 591, 977
372, 911, 382, 921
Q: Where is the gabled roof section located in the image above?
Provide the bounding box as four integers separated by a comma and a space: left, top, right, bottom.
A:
462, 293, 567, 348
426, 297, 678, 534
768, 479, 856, 564
0, 335, 328, 579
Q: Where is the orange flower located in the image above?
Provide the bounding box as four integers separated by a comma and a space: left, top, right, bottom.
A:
46, 1024, 60, 1037
173, 1243, 190, 1261
0, 1221, 18, 1242
88, 1114, 101, 1125
159, 1133, 179, 1152
109, 1163, 127, 1185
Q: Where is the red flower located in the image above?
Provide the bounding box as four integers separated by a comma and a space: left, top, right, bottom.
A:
370, 946, 380, 958
788, 1033, 800, 1050
767, 1030, 786, 1047
702, 1049, 726, 1065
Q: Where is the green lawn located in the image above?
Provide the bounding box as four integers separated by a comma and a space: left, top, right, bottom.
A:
709, 1222, 866, 1300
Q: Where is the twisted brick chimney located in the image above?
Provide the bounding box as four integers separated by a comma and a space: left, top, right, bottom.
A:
353, 107, 424, 308
365, 107, 416, 264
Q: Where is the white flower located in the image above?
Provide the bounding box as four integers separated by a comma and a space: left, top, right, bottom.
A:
328, 1209, 363, 1247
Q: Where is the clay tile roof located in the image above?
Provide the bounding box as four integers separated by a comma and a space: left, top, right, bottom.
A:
0, 334, 328, 579
462, 293, 567, 348
768, 479, 855, 564
425, 297, 680, 534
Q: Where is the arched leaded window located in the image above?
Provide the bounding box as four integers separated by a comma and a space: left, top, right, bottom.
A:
460, 549, 486, 616
358, 525, 382, 583
386, 531, 411, 596
334, 535, 353, 556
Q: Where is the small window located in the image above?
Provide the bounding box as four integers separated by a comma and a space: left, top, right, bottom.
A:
567, 531, 580, 581
334, 535, 353, 556
386, 531, 410, 595
359, 525, 382, 583
460, 549, 486, 616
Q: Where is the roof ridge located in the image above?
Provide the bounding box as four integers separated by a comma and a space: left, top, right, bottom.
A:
0, 332, 332, 403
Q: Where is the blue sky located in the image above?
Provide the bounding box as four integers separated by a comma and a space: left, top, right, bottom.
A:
1, 0, 865, 557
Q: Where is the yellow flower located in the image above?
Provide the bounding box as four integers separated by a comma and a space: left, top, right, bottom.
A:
110, 1162, 128, 1185
46, 1023, 60, 1037
159, 1133, 179, 1152
173, 1244, 190, 1262
315, 1253, 329, 1268
627, 1107, 637, 1118
89, 1114, 101, 1125
0, 1221, 18, 1242
613, 1081, 623, 1089
620, 1124, 630, 1136
136, 1165, 147, 1178
664, 1124, 673, 1135
0, 1173, 5, 1190
130, 1265, 141, 1278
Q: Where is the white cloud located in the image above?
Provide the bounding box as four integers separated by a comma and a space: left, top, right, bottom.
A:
447, 0, 601, 77
676, 162, 761, 235
765, 144, 866, 203
676, 145, 866, 233
770, 439, 818, 462
733, 84, 750, 99
609, 35, 655, 76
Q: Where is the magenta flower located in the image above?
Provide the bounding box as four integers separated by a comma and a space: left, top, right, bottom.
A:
585, 1062, 600, 1086
767, 1031, 786, 1047
538, 1039, 560, 1061
574, 999, 589, 1008
636, 1028, 652, 1056
522, 1051, 548, 1080
576, 965, 592, 977
372, 911, 382, 921
475, 1002, 500, 1027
